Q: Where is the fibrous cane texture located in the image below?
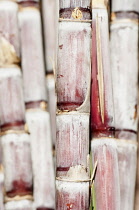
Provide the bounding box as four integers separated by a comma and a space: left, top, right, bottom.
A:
26, 110, 55, 209
1, 133, 32, 198
18, 6, 47, 103
0, 67, 25, 132
91, 138, 120, 210
110, 2, 139, 209
91, 1, 120, 209
42, 0, 56, 73
0, 1, 33, 208
18, 1, 55, 209
56, 1, 91, 209
46, 75, 56, 147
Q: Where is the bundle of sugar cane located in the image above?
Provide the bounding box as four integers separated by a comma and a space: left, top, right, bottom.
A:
0, 1, 33, 209
110, 1, 139, 209
18, 0, 55, 209
56, 0, 91, 209
90, 0, 120, 209
42, 0, 57, 149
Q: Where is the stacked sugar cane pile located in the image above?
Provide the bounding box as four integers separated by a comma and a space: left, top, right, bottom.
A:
42, 0, 57, 152
90, 0, 120, 209
0, 0, 33, 209
56, 0, 92, 209
110, 0, 139, 210
18, 0, 55, 209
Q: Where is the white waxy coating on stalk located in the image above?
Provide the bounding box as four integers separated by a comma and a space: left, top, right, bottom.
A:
0, 67, 25, 126
117, 140, 137, 210
0, 171, 4, 210
59, 0, 90, 9
1, 133, 32, 193
46, 75, 56, 146
57, 22, 91, 111
18, 8, 46, 102
56, 113, 89, 176
91, 138, 120, 210
110, 21, 138, 132
26, 110, 55, 209
112, 0, 139, 12
42, 0, 56, 72
61, 165, 89, 180
0, 1, 20, 58
5, 200, 32, 210
56, 166, 89, 210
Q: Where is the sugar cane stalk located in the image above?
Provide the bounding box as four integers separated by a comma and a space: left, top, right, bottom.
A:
18, 0, 55, 209
56, 0, 92, 209
0, 1, 33, 209
90, 0, 120, 209
42, 0, 57, 150
110, 1, 139, 209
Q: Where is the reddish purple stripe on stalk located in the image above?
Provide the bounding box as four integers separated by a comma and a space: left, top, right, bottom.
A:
112, 11, 139, 19
6, 180, 33, 198
116, 129, 137, 134
57, 102, 82, 111
1, 120, 25, 132
18, 1, 39, 8
92, 127, 115, 138
25, 100, 47, 109
56, 167, 70, 172
91, 16, 114, 138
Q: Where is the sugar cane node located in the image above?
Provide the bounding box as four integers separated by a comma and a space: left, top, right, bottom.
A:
56, 177, 90, 182
115, 138, 138, 146
18, 5, 39, 11
59, 7, 91, 20
72, 7, 83, 19
92, 136, 116, 140
56, 110, 90, 115
4, 194, 33, 203
0, 129, 29, 137
59, 18, 92, 23
18, 0, 40, 11
56, 161, 97, 183
111, 12, 139, 24
26, 101, 48, 111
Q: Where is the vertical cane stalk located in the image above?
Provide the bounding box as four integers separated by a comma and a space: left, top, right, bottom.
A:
18, 0, 55, 209
91, 0, 120, 209
56, 0, 91, 209
110, 1, 139, 209
0, 1, 33, 209
42, 0, 57, 150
